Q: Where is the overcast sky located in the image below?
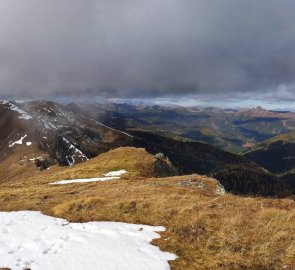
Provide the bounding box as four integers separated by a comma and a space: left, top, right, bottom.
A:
0, 0, 295, 102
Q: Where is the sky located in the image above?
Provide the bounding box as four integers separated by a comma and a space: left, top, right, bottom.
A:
1, 0, 295, 108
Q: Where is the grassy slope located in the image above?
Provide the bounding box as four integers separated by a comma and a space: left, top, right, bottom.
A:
0, 147, 294, 270
0, 145, 47, 184
244, 130, 295, 176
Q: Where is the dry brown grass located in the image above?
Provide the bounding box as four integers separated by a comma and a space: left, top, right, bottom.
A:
0, 147, 294, 270
30, 146, 155, 182
0, 145, 45, 184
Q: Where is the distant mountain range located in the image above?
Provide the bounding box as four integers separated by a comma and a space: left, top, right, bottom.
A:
0, 100, 290, 197
84, 103, 295, 153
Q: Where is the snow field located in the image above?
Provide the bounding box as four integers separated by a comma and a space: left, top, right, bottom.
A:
0, 211, 176, 270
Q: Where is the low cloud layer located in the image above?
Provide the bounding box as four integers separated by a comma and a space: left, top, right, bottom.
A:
0, 0, 295, 99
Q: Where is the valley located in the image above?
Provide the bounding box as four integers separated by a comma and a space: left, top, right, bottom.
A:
92, 103, 295, 153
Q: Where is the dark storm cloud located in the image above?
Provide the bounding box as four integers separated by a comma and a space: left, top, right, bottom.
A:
0, 0, 295, 98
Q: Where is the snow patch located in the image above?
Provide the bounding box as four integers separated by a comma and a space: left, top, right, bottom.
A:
103, 169, 128, 177
26, 142, 32, 146
29, 157, 42, 161
50, 176, 120, 185
0, 211, 176, 270
50, 170, 128, 185
9, 135, 27, 147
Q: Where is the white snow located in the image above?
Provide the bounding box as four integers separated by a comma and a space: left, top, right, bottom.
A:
0, 211, 176, 270
9, 135, 28, 147
50, 170, 128, 185
26, 142, 32, 146
50, 176, 120, 185
0, 100, 32, 120
95, 121, 133, 138
103, 169, 128, 177
62, 137, 88, 166
29, 157, 42, 161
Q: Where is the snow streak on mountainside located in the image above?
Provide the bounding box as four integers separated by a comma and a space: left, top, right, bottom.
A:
95, 120, 133, 137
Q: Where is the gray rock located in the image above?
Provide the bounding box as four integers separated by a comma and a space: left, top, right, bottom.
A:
215, 181, 226, 195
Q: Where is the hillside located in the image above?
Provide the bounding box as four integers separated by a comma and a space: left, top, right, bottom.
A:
245, 130, 295, 192
0, 147, 294, 270
37, 147, 177, 181
245, 130, 295, 174
132, 131, 287, 197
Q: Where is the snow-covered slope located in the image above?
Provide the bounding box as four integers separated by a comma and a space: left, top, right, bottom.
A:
0, 211, 176, 270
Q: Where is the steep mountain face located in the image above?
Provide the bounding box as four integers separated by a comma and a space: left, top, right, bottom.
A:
0, 100, 47, 183
244, 131, 295, 192
0, 100, 38, 162
96, 103, 295, 153
132, 131, 287, 197
0, 100, 133, 176
21, 101, 133, 165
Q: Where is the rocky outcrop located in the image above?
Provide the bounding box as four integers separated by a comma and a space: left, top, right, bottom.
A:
153, 153, 178, 177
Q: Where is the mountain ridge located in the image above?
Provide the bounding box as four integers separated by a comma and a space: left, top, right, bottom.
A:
0, 100, 290, 197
